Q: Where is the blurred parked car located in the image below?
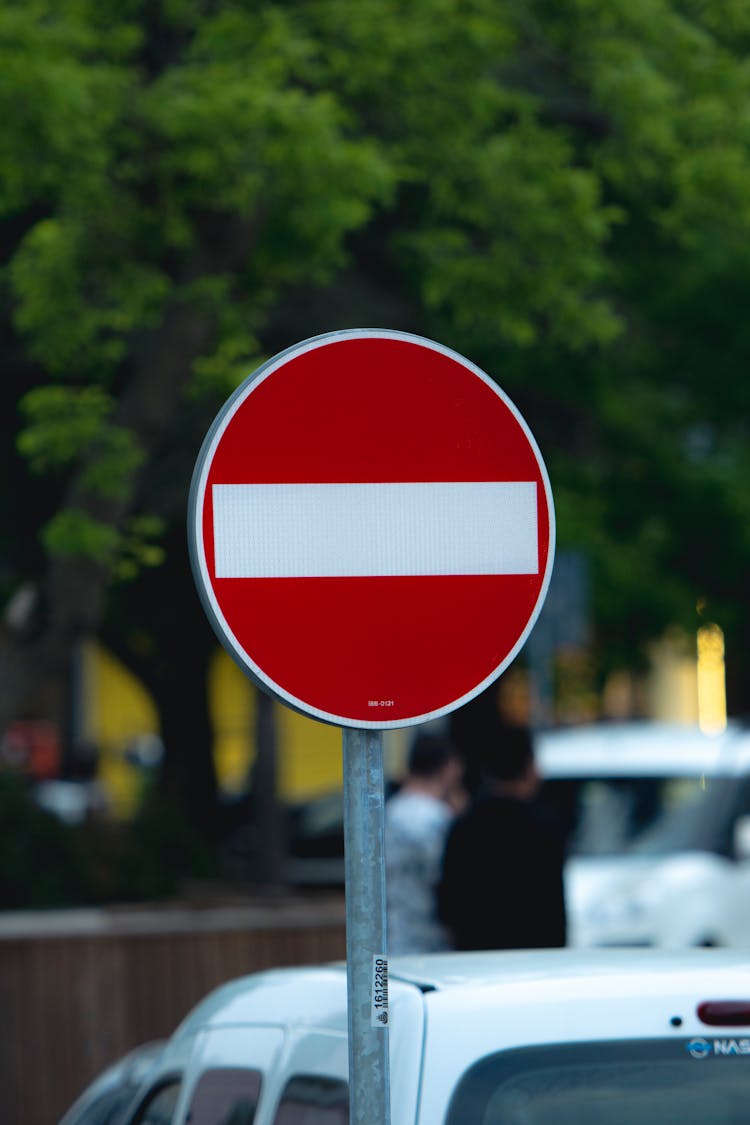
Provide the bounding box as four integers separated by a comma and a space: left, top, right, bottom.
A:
285, 721, 750, 950
537, 721, 750, 948
60, 948, 750, 1123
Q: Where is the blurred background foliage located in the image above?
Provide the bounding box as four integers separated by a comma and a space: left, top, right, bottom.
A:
2, 0, 750, 903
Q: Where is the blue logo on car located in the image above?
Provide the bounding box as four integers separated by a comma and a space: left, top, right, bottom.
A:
688, 1038, 712, 1059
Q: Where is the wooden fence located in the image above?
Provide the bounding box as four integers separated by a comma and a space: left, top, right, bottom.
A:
0, 895, 346, 1125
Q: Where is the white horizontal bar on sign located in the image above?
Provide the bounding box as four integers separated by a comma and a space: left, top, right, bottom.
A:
212, 481, 538, 578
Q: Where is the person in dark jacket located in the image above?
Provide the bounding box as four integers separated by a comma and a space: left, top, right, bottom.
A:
437, 722, 567, 950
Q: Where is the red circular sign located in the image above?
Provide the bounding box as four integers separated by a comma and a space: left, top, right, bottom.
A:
189, 330, 554, 728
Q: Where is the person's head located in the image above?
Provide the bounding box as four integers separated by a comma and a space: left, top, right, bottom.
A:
480, 723, 539, 800
406, 733, 462, 799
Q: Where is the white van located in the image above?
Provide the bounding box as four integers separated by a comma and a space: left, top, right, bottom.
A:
61, 948, 750, 1124
536, 721, 750, 948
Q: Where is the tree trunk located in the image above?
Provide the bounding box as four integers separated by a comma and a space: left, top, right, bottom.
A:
249, 688, 286, 888
156, 639, 218, 842
0, 213, 261, 755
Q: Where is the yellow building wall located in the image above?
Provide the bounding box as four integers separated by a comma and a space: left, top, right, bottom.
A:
210, 648, 343, 801
209, 650, 256, 796
82, 641, 161, 819
276, 701, 342, 800
85, 643, 346, 816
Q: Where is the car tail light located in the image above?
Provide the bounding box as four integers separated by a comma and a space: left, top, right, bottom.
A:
697, 1001, 750, 1027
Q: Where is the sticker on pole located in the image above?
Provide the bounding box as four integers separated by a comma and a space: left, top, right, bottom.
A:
371, 955, 389, 1027
188, 329, 555, 729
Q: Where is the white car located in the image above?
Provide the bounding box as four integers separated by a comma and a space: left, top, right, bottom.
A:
536, 721, 750, 948
60, 948, 750, 1124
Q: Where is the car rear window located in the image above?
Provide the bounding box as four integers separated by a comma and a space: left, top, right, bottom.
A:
272, 1074, 349, 1123
187, 1067, 262, 1123
130, 1079, 181, 1125
445, 1040, 750, 1124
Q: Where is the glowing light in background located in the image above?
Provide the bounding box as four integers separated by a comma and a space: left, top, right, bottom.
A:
697, 624, 727, 735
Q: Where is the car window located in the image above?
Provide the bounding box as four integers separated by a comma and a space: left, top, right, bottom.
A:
272, 1075, 349, 1123
186, 1067, 262, 1124
60, 1042, 166, 1125
60, 1084, 139, 1125
445, 1040, 750, 1124
130, 1079, 181, 1125
540, 776, 729, 856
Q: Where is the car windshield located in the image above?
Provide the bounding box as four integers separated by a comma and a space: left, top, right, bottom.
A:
539, 775, 729, 857
445, 1040, 750, 1124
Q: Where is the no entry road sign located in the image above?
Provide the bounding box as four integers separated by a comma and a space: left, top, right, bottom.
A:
189, 329, 554, 728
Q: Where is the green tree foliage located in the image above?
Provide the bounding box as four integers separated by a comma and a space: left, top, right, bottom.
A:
2, 0, 750, 838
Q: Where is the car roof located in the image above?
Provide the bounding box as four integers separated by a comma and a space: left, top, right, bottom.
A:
535, 721, 750, 777
390, 947, 750, 997
173, 964, 351, 1037
173, 948, 750, 1036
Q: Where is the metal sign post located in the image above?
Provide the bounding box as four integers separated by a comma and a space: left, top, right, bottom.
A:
343, 728, 391, 1124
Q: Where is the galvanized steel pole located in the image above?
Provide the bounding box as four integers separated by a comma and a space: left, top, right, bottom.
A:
343, 727, 391, 1124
